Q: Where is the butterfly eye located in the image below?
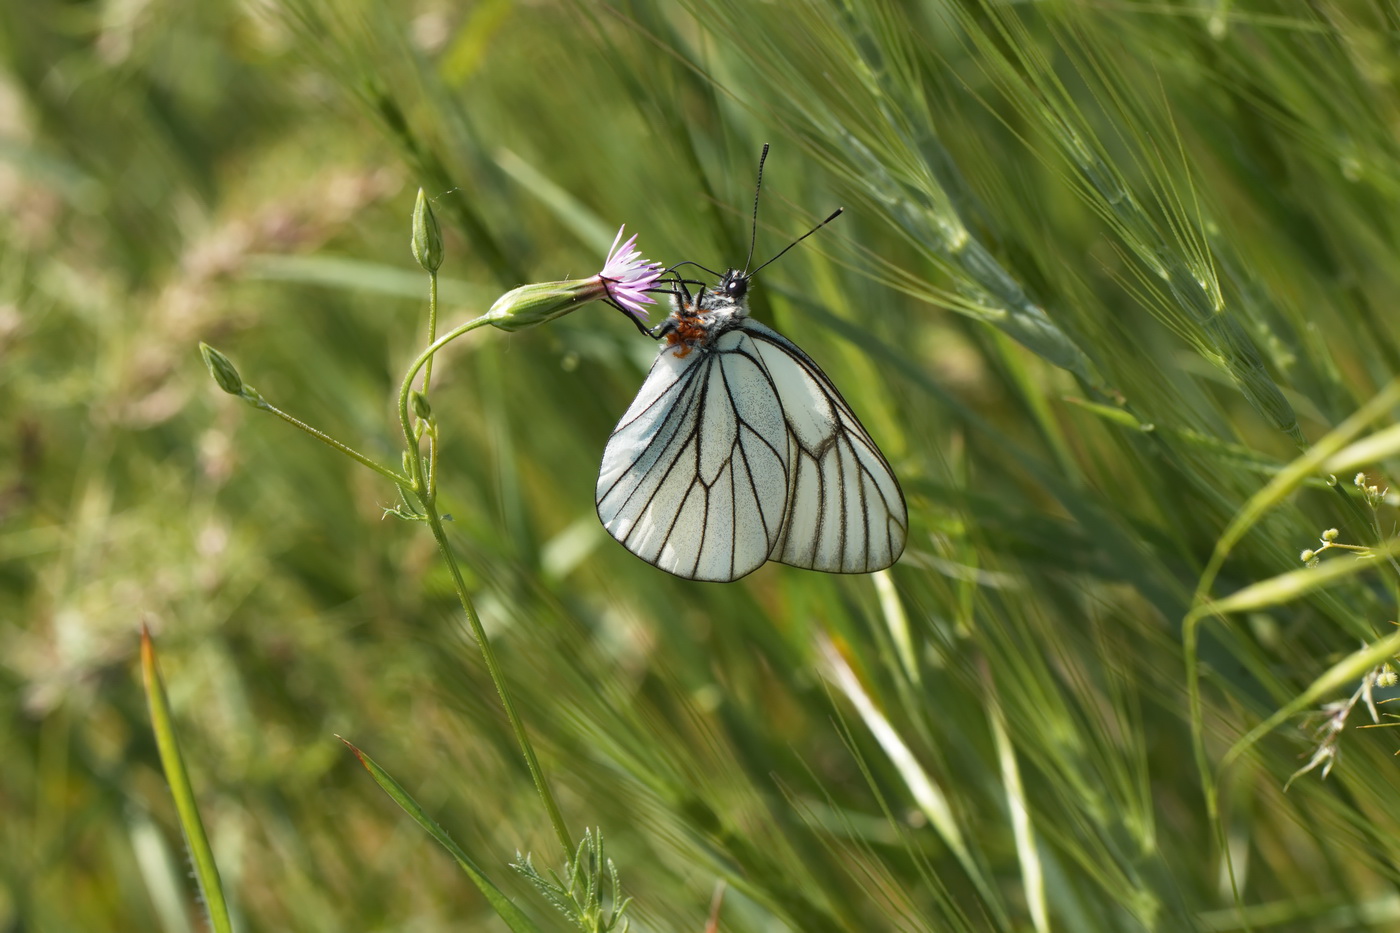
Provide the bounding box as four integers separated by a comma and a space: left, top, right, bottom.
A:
722, 272, 748, 300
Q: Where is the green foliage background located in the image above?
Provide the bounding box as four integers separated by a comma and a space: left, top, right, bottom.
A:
6, 0, 1400, 930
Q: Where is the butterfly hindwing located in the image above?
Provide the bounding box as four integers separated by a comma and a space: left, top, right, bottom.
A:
738, 319, 908, 574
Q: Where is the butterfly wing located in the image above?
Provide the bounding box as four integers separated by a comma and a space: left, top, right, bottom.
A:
738, 319, 908, 574
596, 332, 791, 582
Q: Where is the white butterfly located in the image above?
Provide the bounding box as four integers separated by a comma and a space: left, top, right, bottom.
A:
595, 264, 908, 582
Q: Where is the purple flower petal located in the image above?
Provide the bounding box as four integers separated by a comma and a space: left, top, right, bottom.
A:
598, 225, 663, 321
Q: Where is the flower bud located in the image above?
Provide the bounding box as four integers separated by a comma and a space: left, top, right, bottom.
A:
411, 390, 432, 421
485, 279, 607, 332
411, 188, 444, 274
485, 226, 661, 331
200, 342, 244, 395
1321, 528, 1339, 542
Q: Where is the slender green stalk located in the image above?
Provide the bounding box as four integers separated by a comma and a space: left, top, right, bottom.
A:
426, 419, 440, 504
424, 273, 440, 500
252, 398, 409, 486
397, 316, 491, 468
396, 312, 575, 857
421, 502, 575, 856
423, 273, 439, 396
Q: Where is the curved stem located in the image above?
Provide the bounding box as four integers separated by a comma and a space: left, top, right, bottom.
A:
396, 312, 575, 857
398, 315, 492, 469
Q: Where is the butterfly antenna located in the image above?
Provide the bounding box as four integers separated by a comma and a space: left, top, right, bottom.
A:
667, 259, 723, 281
747, 207, 844, 279
743, 143, 770, 275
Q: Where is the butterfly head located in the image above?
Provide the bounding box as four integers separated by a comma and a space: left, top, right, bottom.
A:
656, 269, 751, 357
653, 144, 841, 356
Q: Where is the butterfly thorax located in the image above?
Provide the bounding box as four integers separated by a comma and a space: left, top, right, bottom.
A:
660, 269, 751, 358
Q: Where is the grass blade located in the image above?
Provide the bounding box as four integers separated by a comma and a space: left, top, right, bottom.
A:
139, 626, 233, 933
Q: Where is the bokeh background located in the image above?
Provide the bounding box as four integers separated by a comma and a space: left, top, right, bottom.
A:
6, 0, 1400, 930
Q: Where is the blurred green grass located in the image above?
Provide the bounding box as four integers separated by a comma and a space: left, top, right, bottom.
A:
5, 0, 1400, 930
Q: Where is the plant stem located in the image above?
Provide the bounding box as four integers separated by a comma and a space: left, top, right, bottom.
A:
424, 272, 439, 396
398, 316, 490, 461
425, 273, 440, 501
396, 313, 575, 857
253, 399, 408, 485
422, 504, 575, 856
427, 422, 439, 503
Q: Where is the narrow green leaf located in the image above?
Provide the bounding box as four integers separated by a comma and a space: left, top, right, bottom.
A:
1061, 396, 1149, 429
1199, 538, 1400, 617
338, 738, 543, 933
494, 148, 615, 249
1324, 422, 1400, 476
988, 695, 1048, 933
140, 626, 233, 933
1194, 377, 1400, 605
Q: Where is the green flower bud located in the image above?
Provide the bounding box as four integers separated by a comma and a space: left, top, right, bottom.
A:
411, 390, 432, 421
411, 188, 444, 274
1321, 528, 1339, 542
486, 226, 662, 331
485, 279, 608, 332
200, 342, 244, 395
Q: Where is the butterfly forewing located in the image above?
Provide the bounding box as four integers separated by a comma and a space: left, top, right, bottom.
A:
596, 334, 790, 581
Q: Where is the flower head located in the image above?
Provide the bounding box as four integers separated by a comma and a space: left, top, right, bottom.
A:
598, 225, 664, 320
486, 225, 664, 332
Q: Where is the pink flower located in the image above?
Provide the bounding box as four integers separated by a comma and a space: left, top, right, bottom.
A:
486, 226, 664, 332
598, 226, 663, 321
